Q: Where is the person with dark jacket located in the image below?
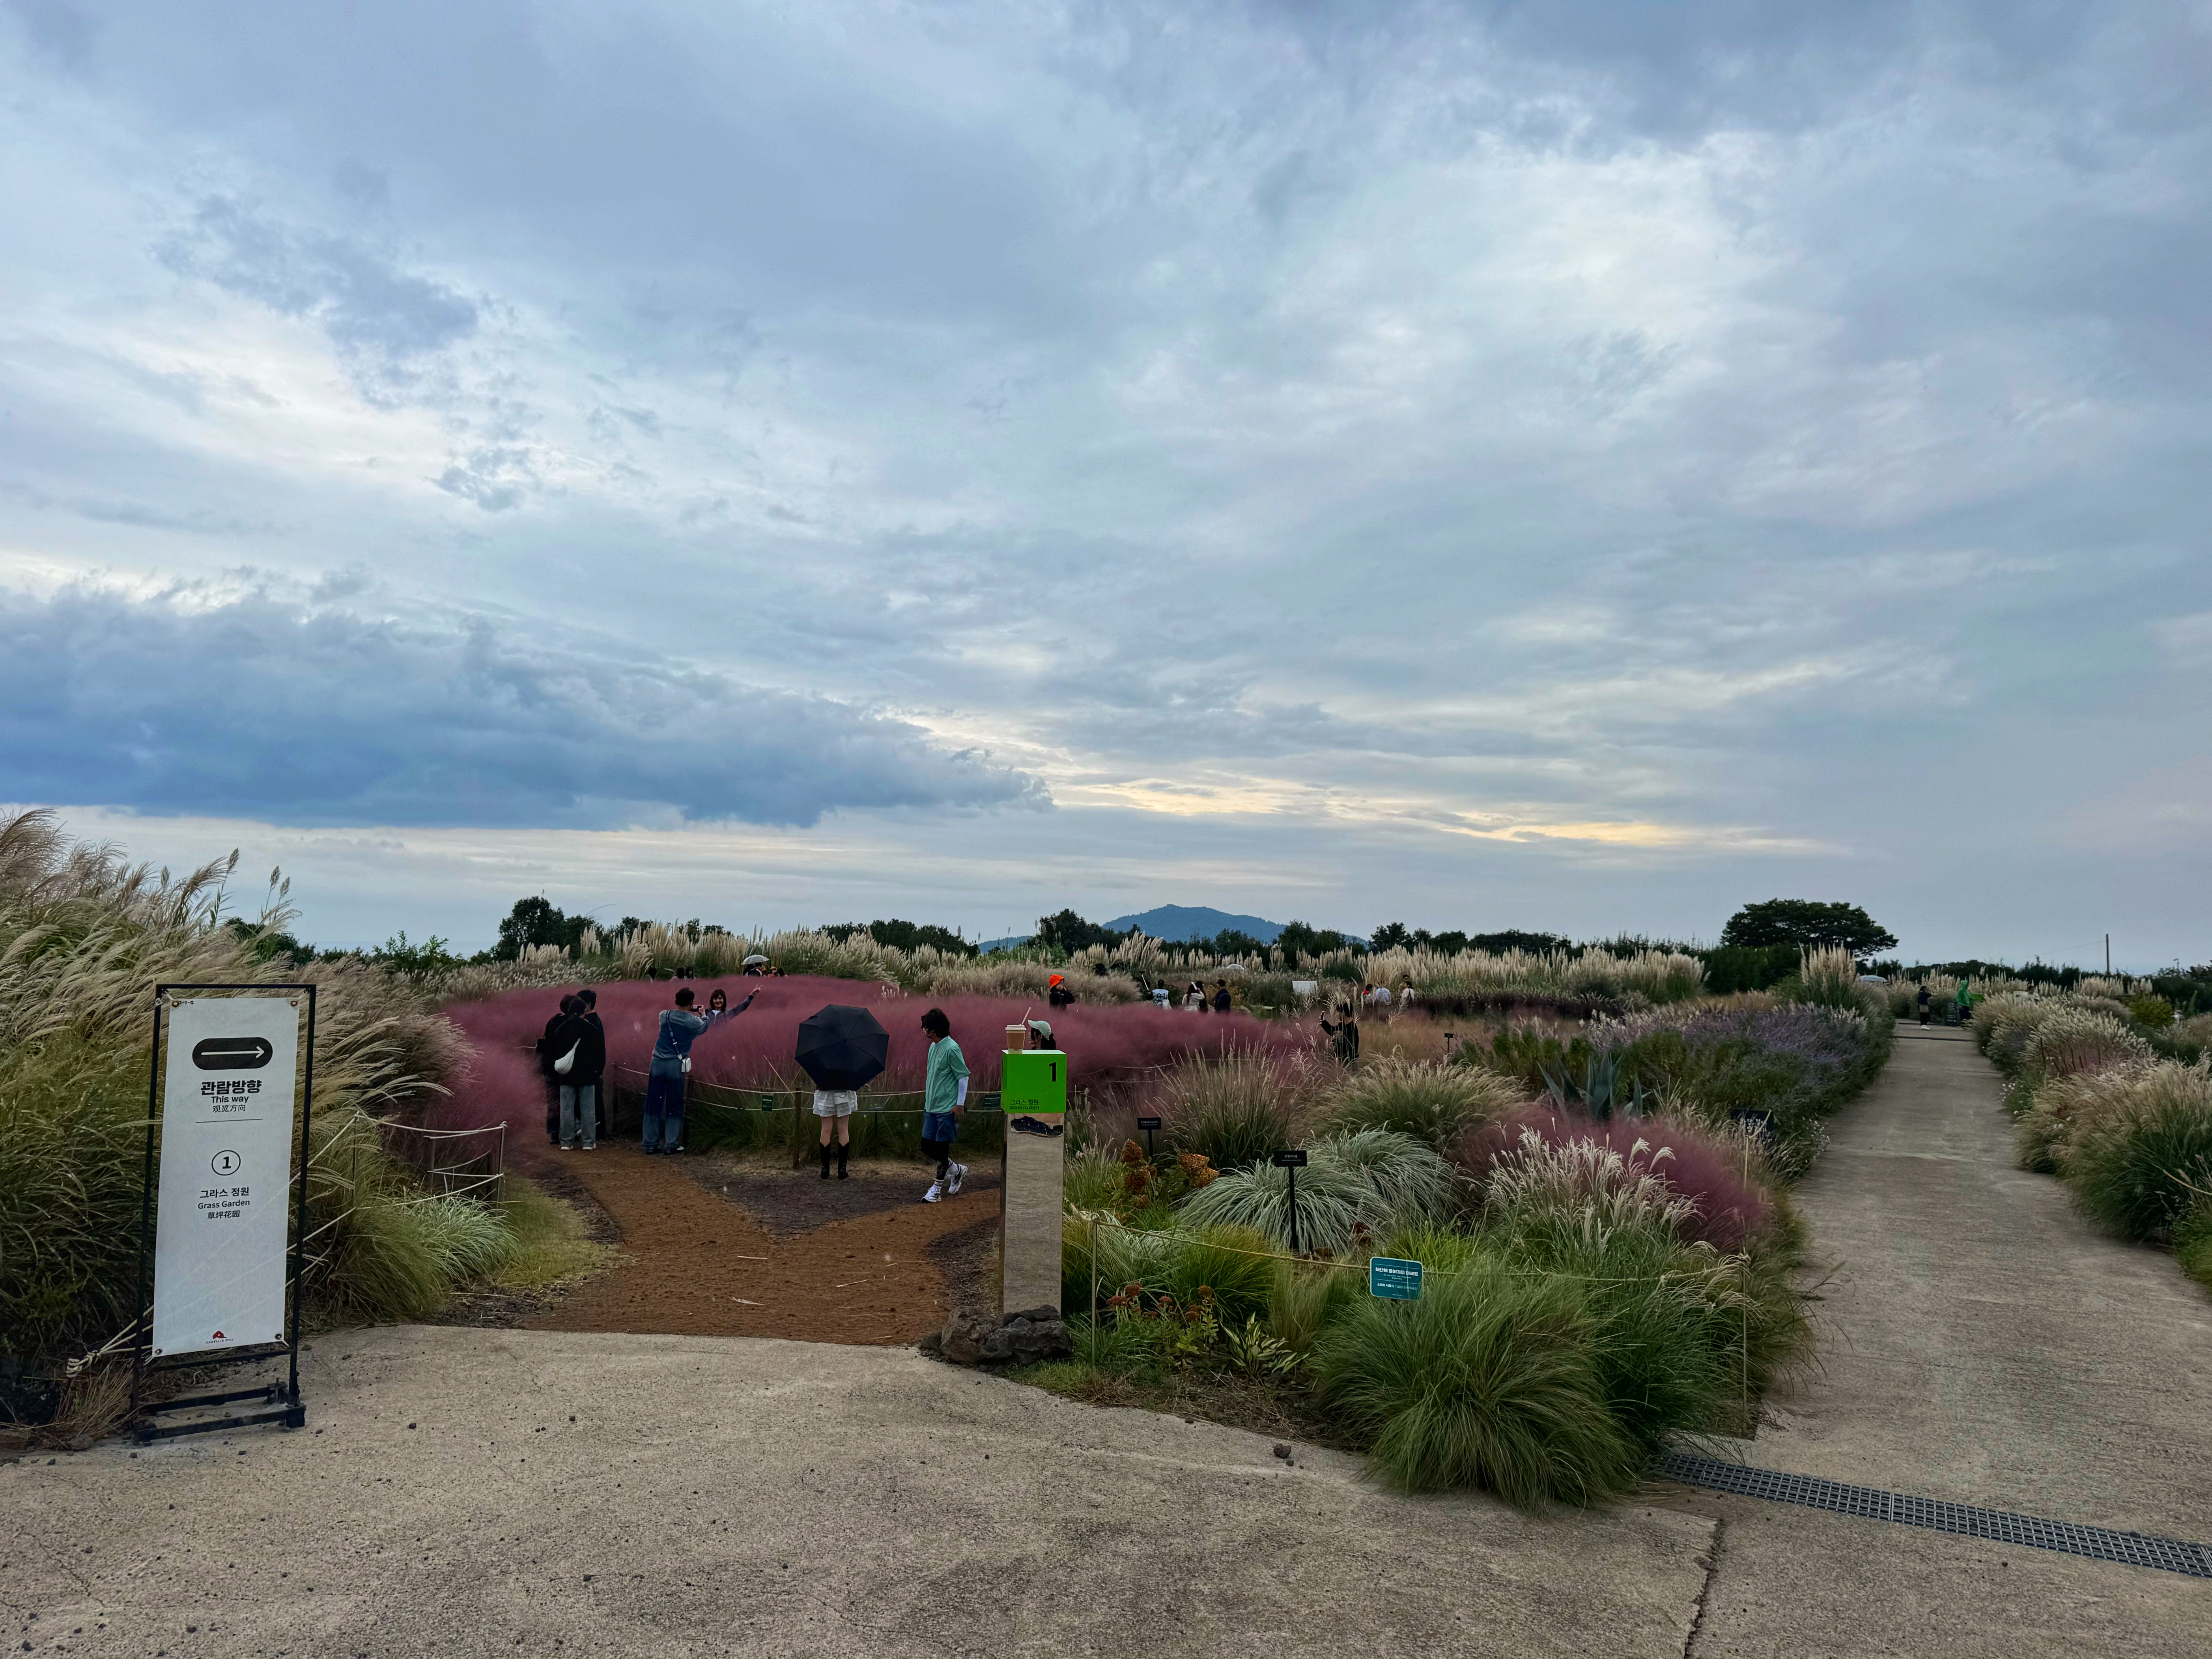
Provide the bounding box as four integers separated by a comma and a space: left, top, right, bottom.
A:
1211, 979, 1233, 1013
1915, 984, 1932, 1027
1319, 1004, 1360, 1065
558, 992, 609, 1150
538, 994, 579, 1145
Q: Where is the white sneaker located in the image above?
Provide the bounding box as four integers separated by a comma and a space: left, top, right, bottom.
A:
923, 1181, 944, 1203
946, 1162, 967, 1196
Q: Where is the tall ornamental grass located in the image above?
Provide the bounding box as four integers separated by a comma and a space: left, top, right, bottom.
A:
2012, 1064, 2152, 1175
1156, 1051, 1316, 1173
1987, 985, 2212, 1282
1059, 1217, 1276, 1324
1500, 1211, 1746, 1453
1177, 1129, 1456, 1254
1789, 945, 1871, 1010
2062, 1061, 2212, 1242
1360, 945, 1705, 1006
1455, 1111, 1777, 1252
1975, 994, 2064, 1071
0, 810, 501, 1407
2021, 1008, 2153, 1080
1311, 1258, 1638, 1504
1050, 1050, 1813, 1506
2176, 1201, 2212, 1291
1315, 1057, 1525, 1151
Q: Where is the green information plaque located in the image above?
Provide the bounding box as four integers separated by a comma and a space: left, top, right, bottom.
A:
1000, 1049, 1068, 1117
1368, 1257, 1424, 1300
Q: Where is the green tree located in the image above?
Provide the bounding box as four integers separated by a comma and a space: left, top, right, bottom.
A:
1720, 899, 1898, 956
371, 931, 465, 976
1369, 922, 1411, 951
223, 917, 310, 964
1275, 920, 1347, 966
1033, 908, 1132, 955
1469, 930, 1571, 955
1210, 928, 1267, 957
841, 918, 978, 957
495, 896, 592, 959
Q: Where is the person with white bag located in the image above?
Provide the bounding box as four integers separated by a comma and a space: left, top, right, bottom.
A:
552, 994, 607, 1150
538, 994, 579, 1145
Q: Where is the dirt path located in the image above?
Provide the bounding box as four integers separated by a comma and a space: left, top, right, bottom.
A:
517, 1145, 1002, 1344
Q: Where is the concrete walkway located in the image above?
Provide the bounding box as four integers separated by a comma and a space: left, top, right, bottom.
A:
4, 1326, 1713, 1659
1679, 1028, 2212, 1655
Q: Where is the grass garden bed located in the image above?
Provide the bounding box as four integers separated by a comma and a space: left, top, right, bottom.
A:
1025, 968, 1889, 1510
1973, 992, 2212, 1295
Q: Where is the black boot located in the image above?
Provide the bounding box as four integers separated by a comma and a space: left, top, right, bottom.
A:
836, 1140, 850, 1180
819, 1141, 833, 1180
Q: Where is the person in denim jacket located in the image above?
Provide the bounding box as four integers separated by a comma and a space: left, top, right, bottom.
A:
643, 985, 753, 1153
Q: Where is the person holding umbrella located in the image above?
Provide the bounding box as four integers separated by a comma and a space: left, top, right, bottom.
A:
795, 1003, 891, 1182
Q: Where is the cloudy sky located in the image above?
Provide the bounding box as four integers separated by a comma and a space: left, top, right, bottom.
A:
3, 2, 2208, 964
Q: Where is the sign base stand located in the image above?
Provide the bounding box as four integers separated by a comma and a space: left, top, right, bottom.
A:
136, 1380, 304, 1442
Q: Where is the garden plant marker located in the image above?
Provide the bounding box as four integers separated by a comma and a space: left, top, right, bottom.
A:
1368, 1257, 1423, 1300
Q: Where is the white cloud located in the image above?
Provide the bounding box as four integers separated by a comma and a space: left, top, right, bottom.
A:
1, 0, 2209, 962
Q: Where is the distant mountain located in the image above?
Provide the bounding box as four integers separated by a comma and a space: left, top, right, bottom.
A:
1105, 905, 1288, 944
979, 904, 1366, 953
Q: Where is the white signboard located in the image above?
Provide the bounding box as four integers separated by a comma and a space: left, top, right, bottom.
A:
151, 996, 301, 1359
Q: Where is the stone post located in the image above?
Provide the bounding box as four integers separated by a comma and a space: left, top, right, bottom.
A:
997, 1046, 1066, 1316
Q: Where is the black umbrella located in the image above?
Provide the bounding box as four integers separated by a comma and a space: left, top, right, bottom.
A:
795, 1004, 890, 1091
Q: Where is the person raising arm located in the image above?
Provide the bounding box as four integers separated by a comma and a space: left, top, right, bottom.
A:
642, 984, 755, 1154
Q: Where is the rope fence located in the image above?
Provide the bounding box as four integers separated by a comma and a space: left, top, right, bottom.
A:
608, 1064, 1010, 1117
375, 1117, 506, 1201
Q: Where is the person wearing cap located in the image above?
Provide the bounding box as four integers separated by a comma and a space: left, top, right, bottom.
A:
1048, 972, 1074, 1009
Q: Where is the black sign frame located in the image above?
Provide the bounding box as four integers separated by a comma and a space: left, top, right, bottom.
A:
130, 983, 319, 1442
1271, 1148, 1309, 1253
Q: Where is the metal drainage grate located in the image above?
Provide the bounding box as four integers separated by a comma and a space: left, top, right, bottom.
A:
1660, 1454, 2212, 1579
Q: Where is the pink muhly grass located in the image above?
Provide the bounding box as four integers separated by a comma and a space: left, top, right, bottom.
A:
435, 975, 1317, 1133
1454, 1107, 1775, 1252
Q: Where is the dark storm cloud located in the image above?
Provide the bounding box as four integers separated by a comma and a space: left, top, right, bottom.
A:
0, 584, 1041, 829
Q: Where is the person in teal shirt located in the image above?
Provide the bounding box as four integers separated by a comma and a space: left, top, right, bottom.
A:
919, 1007, 969, 1202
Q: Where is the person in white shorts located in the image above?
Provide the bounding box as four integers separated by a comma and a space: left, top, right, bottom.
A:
815, 1086, 858, 1180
